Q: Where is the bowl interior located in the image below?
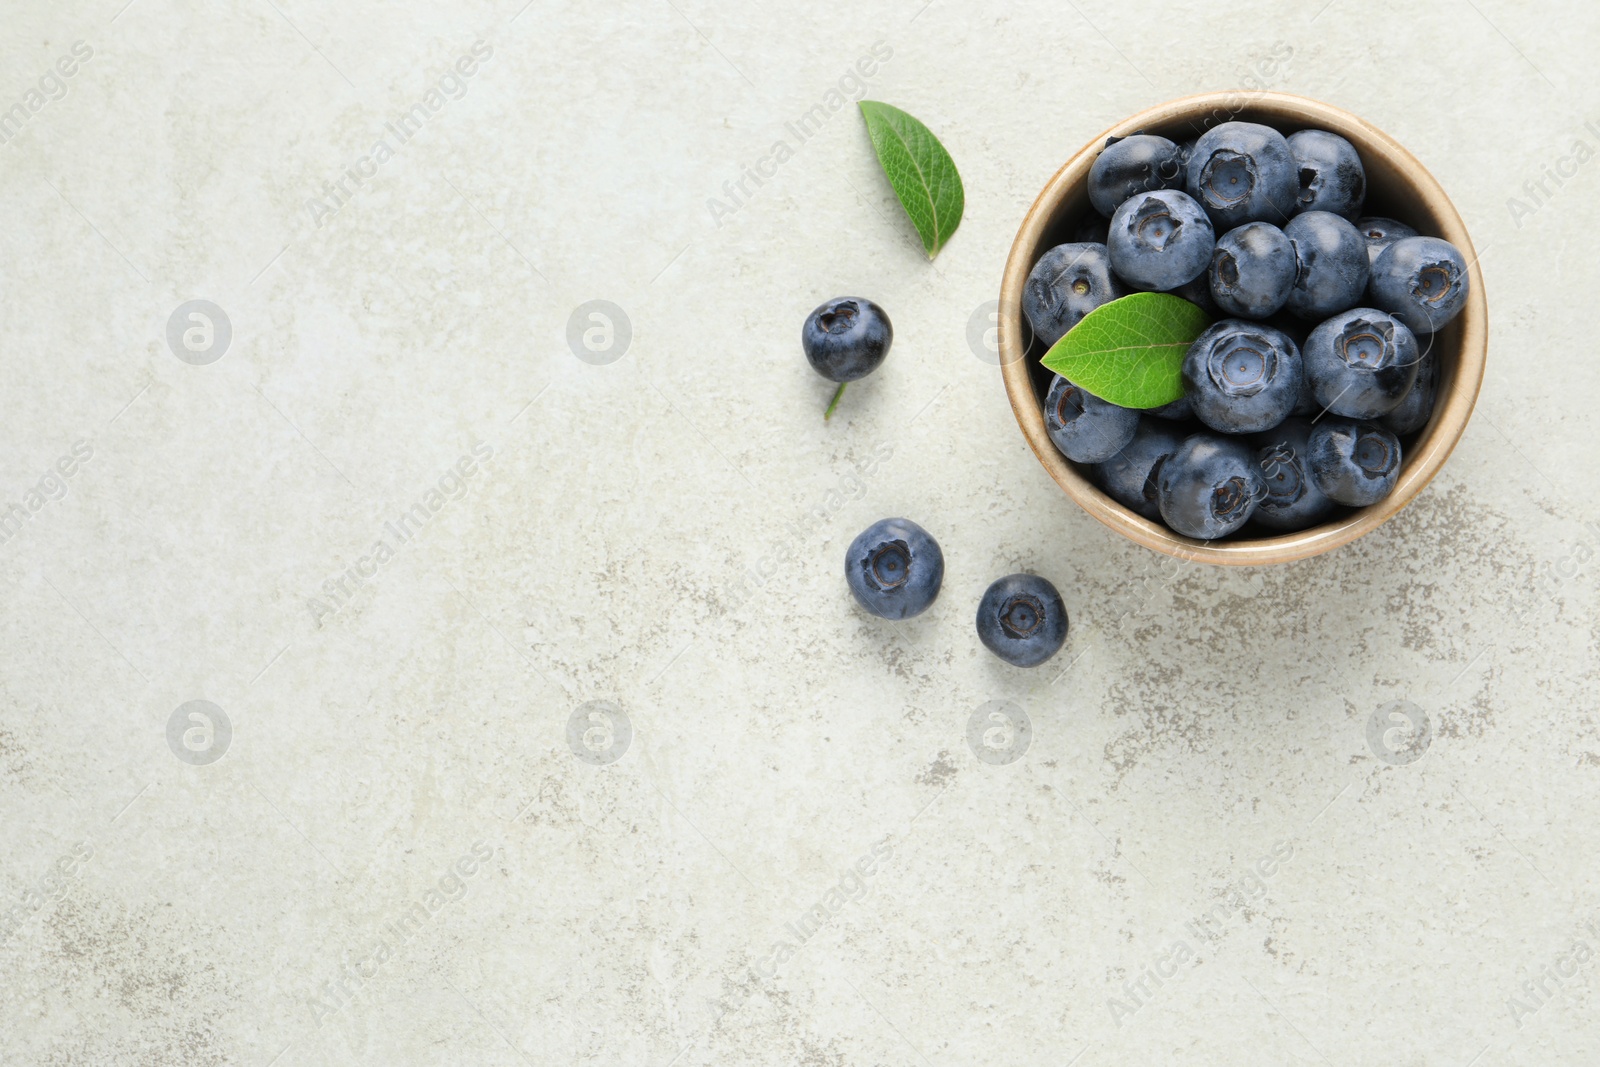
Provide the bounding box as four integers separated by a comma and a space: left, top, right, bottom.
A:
1000, 93, 1486, 566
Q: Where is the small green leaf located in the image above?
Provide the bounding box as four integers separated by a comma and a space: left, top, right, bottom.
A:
1040, 293, 1211, 408
858, 100, 964, 258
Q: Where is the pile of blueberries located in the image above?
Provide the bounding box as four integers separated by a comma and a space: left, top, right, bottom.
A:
1025, 120, 1471, 539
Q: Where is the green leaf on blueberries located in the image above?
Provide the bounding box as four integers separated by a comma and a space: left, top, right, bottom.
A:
1040, 292, 1210, 408
858, 100, 964, 259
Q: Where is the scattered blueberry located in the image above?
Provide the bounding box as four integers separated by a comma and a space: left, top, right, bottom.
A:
803, 297, 891, 418
1209, 221, 1296, 319
1089, 134, 1183, 217
1369, 235, 1470, 334
1107, 189, 1215, 290
975, 573, 1070, 667
1283, 211, 1370, 320
1044, 375, 1139, 462
1157, 433, 1265, 539
1252, 418, 1338, 531
802, 297, 891, 381
1303, 308, 1420, 419
1023, 242, 1127, 347
1307, 419, 1401, 506
1093, 418, 1187, 521
1182, 320, 1303, 434
1356, 216, 1417, 266
1381, 341, 1437, 436
1287, 129, 1366, 219
1185, 121, 1298, 229
844, 518, 944, 620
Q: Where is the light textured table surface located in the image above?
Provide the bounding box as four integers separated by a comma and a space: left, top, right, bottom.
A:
2, 1, 1597, 1064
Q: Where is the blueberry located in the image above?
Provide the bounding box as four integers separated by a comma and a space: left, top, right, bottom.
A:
1251, 418, 1338, 531
1209, 222, 1295, 318
976, 573, 1070, 668
1369, 236, 1470, 334
844, 518, 944, 620
1303, 308, 1419, 419
1157, 433, 1265, 540
1072, 213, 1111, 244
1291, 362, 1318, 418
1044, 375, 1138, 463
1307, 420, 1401, 506
1149, 394, 1194, 421
1023, 243, 1127, 347
1092, 418, 1186, 521
1283, 211, 1370, 320
1263, 315, 1318, 417
1185, 121, 1298, 229
802, 297, 892, 382
1088, 134, 1183, 217
1164, 272, 1219, 316
1356, 216, 1417, 266
1182, 320, 1302, 434
1286, 129, 1366, 219
1107, 190, 1215, 290
1381, 342, 1437, 436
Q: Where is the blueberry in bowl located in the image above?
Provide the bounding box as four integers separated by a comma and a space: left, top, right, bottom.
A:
1209, 221, 1296, 319
1087, 133, 1184, 217
1106, 189, 1215, 290
1156, 434, 1266, 540
1251, 417, 1338, 532
1368, 235, 1470, 334
999, 92, 1486, 564
1283, 210, 1370, 320
1302, 307, 1420, 419
1356, 216, 1417, 266
1023, 242, 1126, 347
1092, 418, 1187, 521
1182, 320, 1303, 434
1307, 419, 1402, 507
1043, 375, 1138, 463
1185, 120, 1299, 229
1287, 129, 1366, 219
1381, 342, 1438, 436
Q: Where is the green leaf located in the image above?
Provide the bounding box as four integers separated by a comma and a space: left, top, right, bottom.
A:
858, 100, 964, 259
1039, 293, 1211, 409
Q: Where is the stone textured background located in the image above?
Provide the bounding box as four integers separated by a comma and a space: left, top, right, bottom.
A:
1, 0, 1597, 1064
